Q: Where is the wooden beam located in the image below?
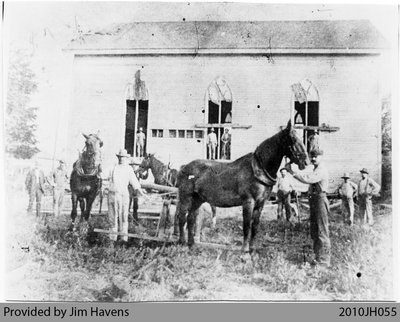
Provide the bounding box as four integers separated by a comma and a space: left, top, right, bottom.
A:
141, 182, 178, 193
195, 123, 252, 129
280, 125, 340, 132
93, 228, 244, 251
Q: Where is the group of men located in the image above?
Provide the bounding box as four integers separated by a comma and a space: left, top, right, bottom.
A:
25, 159, 69, 217
25, 130, 382, 265
206, 127, 231, 160
276, 148, 381, 268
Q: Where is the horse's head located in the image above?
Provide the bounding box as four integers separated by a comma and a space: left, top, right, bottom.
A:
282, 121, 309, 170
139, 153, 152, 170
82, 133, 103, 155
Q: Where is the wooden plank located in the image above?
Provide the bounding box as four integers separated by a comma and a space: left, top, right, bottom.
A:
195, 123, 252, 129
141, 182, 178, 193
94, 228, 175, 242
93, 228, 242, 251
280, 125, 340, 132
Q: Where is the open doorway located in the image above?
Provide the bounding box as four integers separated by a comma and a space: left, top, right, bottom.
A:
125, 100, 148, 156
124, 70, 149, 157
205, 77, 233, 160
292, 79, 320, 152
294, 101, 319, 145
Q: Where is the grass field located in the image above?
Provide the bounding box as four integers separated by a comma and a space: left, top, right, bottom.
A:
5, 188, 394, 301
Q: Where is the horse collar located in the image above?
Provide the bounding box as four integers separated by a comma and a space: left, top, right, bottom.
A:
252, 153, 277, 186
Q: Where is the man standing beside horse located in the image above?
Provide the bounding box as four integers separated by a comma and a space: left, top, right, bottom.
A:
286, 149, 331, 268
108, 149, 144, 244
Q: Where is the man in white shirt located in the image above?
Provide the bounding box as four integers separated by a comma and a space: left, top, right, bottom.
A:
357, 168, 380, 226
276, 168, 295, 221
336, 172, 358, 226
25, 160, 46, 217
286, 149, 331, 268
108, 149, 144, 243
206, 128, 218, 160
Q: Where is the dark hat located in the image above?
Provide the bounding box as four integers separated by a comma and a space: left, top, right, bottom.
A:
280, 168, 288, 173
360, 168, 369, 174
310, 149, 323, 156
341, 172, 350, 179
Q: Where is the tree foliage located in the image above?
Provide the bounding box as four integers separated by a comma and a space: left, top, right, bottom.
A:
6, 49, 40, 159
381, 96, 391, 155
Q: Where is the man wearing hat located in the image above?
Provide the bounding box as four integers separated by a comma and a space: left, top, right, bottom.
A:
336, 173, 358, 226
136, 127, 146, 157
25, 160, 46, 217
108, 149, 144, 243
206, 127, 218, 160
49, 159, 69, 217
357, 168, 380, 226
276, 168, 296, 221
286, 149, 331, 267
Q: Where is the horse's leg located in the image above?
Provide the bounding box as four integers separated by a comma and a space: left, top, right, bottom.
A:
177, 197, 192, 245
242, 199, 255, 253
249, 200, 266, 252
210, 205, 217, 229
78, 198, 85, 222
187, 198, 203, 248
70, 194, 78, 230
84, 195, 96, 222
133, 193, 139, 222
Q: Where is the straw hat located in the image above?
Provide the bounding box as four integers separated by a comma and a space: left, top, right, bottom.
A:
116, 149, 130, 158
341, 172, 350, 179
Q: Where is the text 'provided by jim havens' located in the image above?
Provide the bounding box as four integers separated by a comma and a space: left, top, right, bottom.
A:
3, 306, 130, 319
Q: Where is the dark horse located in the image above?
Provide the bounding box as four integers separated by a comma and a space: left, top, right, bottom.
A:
140, 154, 218, 229
176, 121, 309, 252
70, 133, 103, 229
139, 154, 178, 187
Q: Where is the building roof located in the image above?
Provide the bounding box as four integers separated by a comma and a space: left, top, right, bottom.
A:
66, 20, 388, 55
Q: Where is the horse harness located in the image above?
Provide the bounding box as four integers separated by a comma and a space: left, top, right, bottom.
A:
252, 152, 277, 186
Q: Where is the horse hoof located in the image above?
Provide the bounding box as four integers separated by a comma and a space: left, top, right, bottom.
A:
241, 245, 250, 253
240, 252, 252, 263
178, 238, 186, 245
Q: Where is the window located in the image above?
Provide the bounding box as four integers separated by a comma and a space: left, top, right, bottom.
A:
178, 130, 185, 138
195, 130, 204, 139
186, 130, 193, 138
152, 129, 163, 138
169, 130, 177, 138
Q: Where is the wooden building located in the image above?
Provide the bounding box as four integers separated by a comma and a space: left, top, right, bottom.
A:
65, 20, 387, 190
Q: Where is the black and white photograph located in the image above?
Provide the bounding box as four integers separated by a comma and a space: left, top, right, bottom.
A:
1, 1, 398, 303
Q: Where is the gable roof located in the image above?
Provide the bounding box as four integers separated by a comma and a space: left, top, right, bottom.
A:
66, 20, 388, 55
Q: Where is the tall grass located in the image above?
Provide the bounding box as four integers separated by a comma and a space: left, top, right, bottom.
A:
6, 190, 394, 301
